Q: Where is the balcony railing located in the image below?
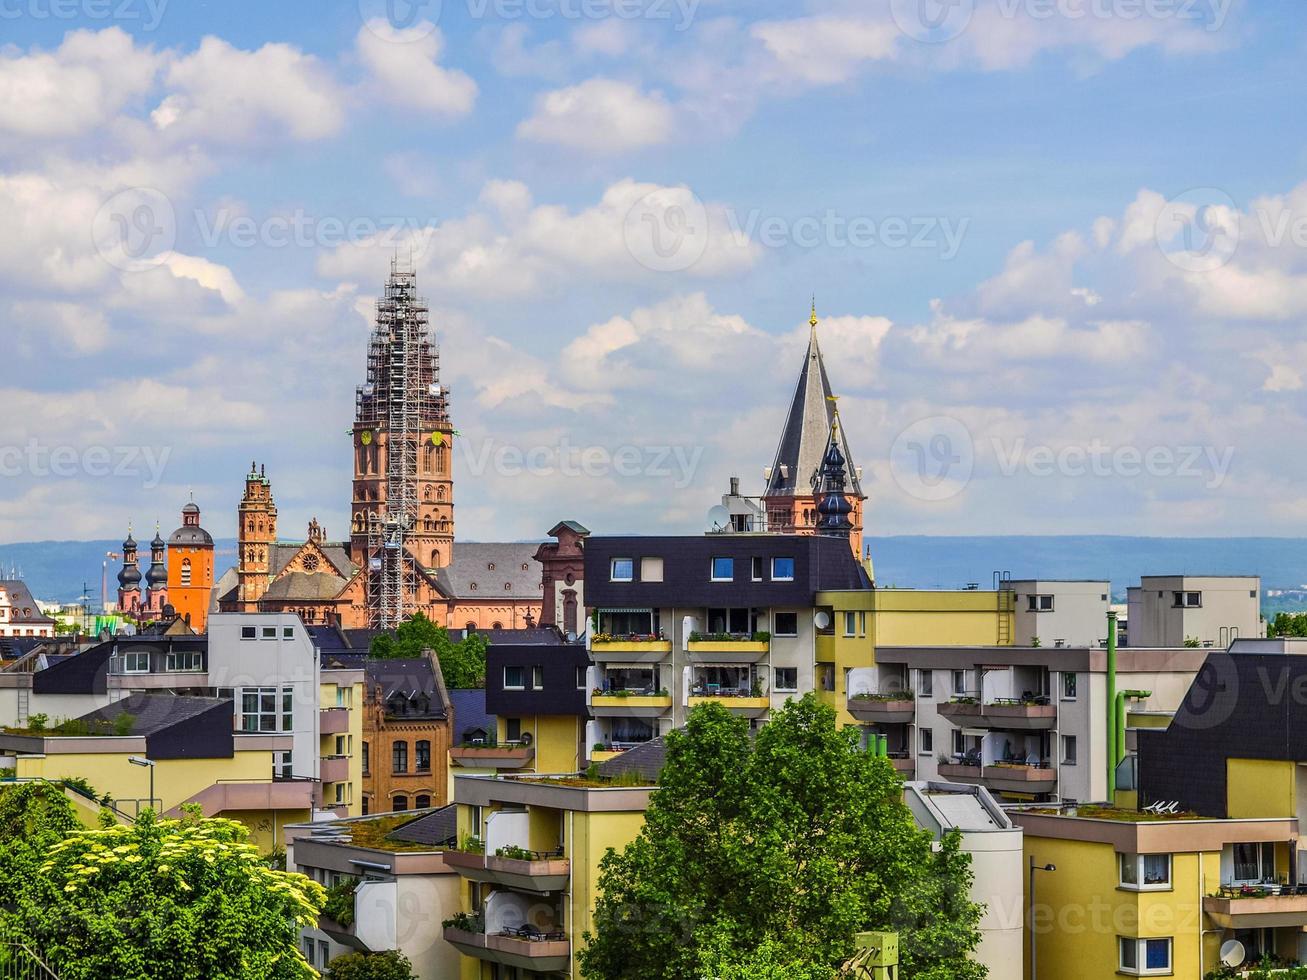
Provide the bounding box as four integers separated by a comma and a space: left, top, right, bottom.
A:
444, 846, 570, 893
319, 755, 350, 783
319, 707, 350, 735
937, 697, 1056, 730
847, 694, 915, 724
443, 922, 571, 973
591, 691, 673, 718
449, 741, 535, 769
590, 635, 672, 662
1204, 884, 1307, 928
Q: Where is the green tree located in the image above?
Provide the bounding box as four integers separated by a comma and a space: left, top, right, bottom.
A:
1269, 612, 1307, 638
580, 695, 985, 980
7, 809, 324, 980
325, 950, 418, 980
369, 612, 489, 688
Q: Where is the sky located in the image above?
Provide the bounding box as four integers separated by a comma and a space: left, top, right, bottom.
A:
3, 0, 1307, 545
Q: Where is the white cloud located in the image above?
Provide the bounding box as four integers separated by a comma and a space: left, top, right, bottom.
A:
517, 78, 675, 152
356, 20, 477, 118
751, 16, 899, 85
8, 300, 111, 355
0, 28, 162, 139
153, 37, 345, 144
573, 20, 634, 58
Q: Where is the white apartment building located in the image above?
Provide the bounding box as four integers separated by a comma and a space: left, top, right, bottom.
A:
1009, 580, 1111, 649
1126, 575, 1264, 647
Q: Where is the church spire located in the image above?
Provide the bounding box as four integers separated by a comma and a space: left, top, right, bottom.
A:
814, 404, 854, 538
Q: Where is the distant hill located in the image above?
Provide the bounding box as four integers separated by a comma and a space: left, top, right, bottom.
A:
5, 535, 1307, 612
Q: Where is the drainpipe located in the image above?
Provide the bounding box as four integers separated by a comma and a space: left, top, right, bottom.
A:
1106, 611, 1118, 804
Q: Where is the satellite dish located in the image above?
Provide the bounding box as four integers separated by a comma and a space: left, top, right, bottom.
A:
706, 505, 730, 531
814, 611, 832, 630
1220, 941, 1246, 968
519, 731, 534, 747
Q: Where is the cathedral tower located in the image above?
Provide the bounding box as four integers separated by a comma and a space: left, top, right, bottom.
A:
237, 462, 278, 612
167, 500, 215, 630
761, 303, 865, 559
349, 261, 454, 625
117, 527, 141, 613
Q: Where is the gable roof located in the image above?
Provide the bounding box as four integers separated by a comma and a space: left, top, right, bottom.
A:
365, 657, 449, 719
74, 692, 229, 735
262, 570, 349, 602
596, 735, 669, 783
434, 543, 543, 599
270, 541, 356, 579
385, 804, 457, 847
448, 688, 494, 742
0, 581, 55, 624
763, 320, 862, 499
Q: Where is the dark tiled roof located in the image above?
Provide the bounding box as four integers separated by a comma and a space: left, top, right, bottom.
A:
307, 625, 353, 652
262, 571, 347, 602
366, 658, 448, 719
74, 693, 230, 735
597, 736, 669, 783
321, 652, 368, 671
0, 580, 55, 625
269, 542, 356, 579
342, 628, 385, 650
479, 627, 565, 646
386, 804, 457, 847
434, 543, 542, 599
448, 689, 494, 742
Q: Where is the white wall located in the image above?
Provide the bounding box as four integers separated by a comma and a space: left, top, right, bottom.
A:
1010, 580, 1110, 649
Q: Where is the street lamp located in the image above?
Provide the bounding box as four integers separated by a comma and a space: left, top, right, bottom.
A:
1030, 858, 1056, 980
128, 756, 156, 814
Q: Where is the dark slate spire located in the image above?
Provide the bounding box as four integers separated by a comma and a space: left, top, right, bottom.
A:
118, 526, 141, 589
815, 411, 854, 538
764, 303, 862, 498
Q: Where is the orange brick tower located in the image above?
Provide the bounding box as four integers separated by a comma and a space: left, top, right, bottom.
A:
167, 499, 215, 631
237, 463, 278, 612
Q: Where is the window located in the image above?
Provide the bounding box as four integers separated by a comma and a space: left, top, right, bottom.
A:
610, 558, 634, 582
1062, 672, 1078, 700
1173, 591, 1202, 608
710, 557, 734, 582
1233, 841, 1276, 883
303, 939, 315, 967
393, 795, 408, 812
772, 557, 795, 581
532, 666, 545, 690
165, 649, 202, 671
918, 670, 934, 698
952, 670, 968, 696
919, 728, 933, 755
640, 557, 664, 582
362, 741, 369, 774
1119, 938, 1172, 976
241, 626, 256, 640
1119, 853, 1170, 891
334, 734, 350, 757
1027, 594, 1054, 612
283, 626, 294, 639
241, 688, 282, 732
503, 666, 525, 690
774, 667, 798, 691
335, 686, 352, 708
180, 559, 192, 587
576, 666, 587, 690
416, 795, 431, 809
505, 718, 522, 742
362, 796, 369, 816
392, 741, 408, 774
416, 740, 431, 773
843, 612, 857, 637
261, 626, 277, 639
774, 612, 798, 637
1062, 735, 1078, 766
122, 651, 149, 673
751, 557, 764, 581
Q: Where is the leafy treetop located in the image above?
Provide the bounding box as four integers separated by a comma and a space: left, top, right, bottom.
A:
369, 612, 489, 689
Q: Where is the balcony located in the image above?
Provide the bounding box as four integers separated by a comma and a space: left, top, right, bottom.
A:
937, 699, 1056, 731
444, 848, 570, 893
938, 762, 983, 785
449, 743, 535, 769
590, 693, 673, 718
1204, 888, 1307, 929
444, 925, 570, 974
319, 707, 350, 735
687, 694, 770, 718
320, 755, 350, 783
686, 636, 770, 664
847, 695, 916, 725
590, 636, 672, 663
888, 754, 915, 776
981, 763, 1057, 794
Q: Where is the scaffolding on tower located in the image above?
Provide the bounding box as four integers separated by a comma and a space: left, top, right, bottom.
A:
357, 257, 448, 629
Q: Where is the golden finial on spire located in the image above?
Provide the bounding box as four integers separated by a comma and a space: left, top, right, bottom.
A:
810, 296, 819, 330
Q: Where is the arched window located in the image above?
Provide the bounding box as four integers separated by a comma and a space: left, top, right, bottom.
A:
492, 622, 503, 630
392, 795, 408, 813
181, 559, 192, 587
392, 740, 408, 774
415, 795, 431, 810
415, 740, 431, 773
361, 741, 369, 774
465, 623, 477, 633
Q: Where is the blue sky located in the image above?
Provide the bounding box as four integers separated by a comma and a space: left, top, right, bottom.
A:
3, 0, 1307, 545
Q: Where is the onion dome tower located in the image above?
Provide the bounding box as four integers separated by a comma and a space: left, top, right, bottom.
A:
814, 409, 855, 538
117, 527, 142, 612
